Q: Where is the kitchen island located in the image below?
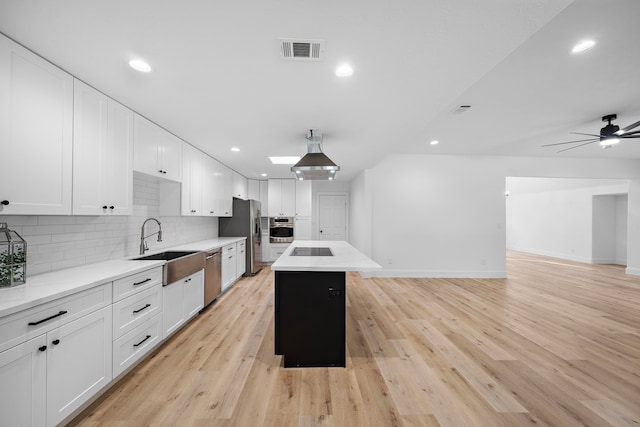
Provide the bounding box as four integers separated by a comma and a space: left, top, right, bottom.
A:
271, 240, 380, 367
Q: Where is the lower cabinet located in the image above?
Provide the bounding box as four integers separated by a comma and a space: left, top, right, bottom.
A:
0, 306, 112, 427
113, 313, 162, 378
221, 244, 237, 292
236, 241, 246, 278
0, 335, 47, 427
270, 243, 290, 262
47, 306, 112, 426
162, 269, 204, 339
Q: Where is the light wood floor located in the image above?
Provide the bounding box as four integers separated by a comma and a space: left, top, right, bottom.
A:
71, 252, 640, 427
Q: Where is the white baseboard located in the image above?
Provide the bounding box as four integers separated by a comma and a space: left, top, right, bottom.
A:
626, 267, 640, 276
508, 247, 591, 264
590, 258, 617, 264
368, 269, 507, 279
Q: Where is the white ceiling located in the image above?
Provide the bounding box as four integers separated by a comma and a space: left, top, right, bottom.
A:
1, 0, 639, 181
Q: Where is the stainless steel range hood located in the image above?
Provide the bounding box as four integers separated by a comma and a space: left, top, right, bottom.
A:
291, 130, 340, 180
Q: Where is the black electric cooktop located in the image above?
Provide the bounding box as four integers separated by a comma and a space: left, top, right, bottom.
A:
291, 247, 334, 256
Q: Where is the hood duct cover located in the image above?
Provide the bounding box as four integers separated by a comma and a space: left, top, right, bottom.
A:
291, 130, 340, 180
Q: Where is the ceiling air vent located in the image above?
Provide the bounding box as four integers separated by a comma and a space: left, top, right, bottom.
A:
279, 39, 325, 61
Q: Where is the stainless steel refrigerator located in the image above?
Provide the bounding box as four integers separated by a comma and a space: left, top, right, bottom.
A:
219, 198, 264, 275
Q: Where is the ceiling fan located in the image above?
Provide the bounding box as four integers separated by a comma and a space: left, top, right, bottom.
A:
542, 114, 640, 152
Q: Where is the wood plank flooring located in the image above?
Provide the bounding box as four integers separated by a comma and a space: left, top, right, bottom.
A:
70, 252, 640, 426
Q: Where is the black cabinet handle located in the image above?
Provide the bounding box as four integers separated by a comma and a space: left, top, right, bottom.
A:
1, 200, 9, 206
52, 339, 60, 345
133, 335, 151, 347
133, 303, 151, 314
28, 311, 67, 326
109, 206, 115, 210
102, 205, 108, 209
133, 278, 151, 286
39, 346, 47, 352
158, 170, 163, 173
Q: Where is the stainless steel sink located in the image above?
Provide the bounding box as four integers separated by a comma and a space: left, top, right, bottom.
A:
132, 250, 205, 285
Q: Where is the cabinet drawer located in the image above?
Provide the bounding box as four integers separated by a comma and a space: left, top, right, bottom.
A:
112, 284, 162, 340
237, 240, 246, 249
0, 284, 111, 353
113, 313, 162, 378
223, 243, 236, 254
112, 267, 162, 302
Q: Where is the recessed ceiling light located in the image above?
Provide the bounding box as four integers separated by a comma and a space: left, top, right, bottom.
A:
430, 140, 439, 145
571, 39, 595, 54
231, 147, 240, 152
129, 59, 152, 73
260, 173, 268, 177
335, 64, 353, 77
269, 156, 301, 165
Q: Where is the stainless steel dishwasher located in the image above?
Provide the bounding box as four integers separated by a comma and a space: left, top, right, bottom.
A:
204, 248, 222, 307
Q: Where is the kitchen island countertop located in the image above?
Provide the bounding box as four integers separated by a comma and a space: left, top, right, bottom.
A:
270, 240, 381, 272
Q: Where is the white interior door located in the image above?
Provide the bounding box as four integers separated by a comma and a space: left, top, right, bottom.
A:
318, 194, 347, 241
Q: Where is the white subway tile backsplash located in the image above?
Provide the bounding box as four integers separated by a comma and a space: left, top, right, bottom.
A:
3, 175, 218, 277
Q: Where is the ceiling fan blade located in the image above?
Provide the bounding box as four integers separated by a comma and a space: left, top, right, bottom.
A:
541, 138, 599, 147
557, 140, 598, 153
621, 134, 640, 138
570, 132, 602, 137
621, 119, 640, 133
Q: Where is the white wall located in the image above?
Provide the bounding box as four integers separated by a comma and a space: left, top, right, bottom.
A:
3, 173, 218, 276
350, 154, 640, 278
505, 178, 628, 263
615, 195, 628, 265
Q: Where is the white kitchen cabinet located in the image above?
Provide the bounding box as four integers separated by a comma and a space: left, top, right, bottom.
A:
259, 180, 269, 216
270, 243, 290, 262
268, 179, 296, 217
0, 299, 114, 427
112, 284, 162, 340
133, 113, 182, 182
0, 34, 73, 215
236, 240, 246, 278
181, 142, 203, 215
162, 269, 204, 339
46, 306, 112, 427
201, 155, 217, 216
184, 269, 204, 319
294, 216, 312, 240
248, 179, 260, 201
73, 79, 133, 215
232, 171, 248, 200
112, 312, 162, 378
221, 243, 237, 291
218, 163, 234, 217
295, 180, 312, 217
0, 335, 47, 427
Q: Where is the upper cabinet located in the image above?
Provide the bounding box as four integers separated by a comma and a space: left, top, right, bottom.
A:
181, 143, 202, 215
201, 155, 217, 216
133, 114, 182, 182
0, 35, 73, 215
295, 180, 312, 217
217, 164, 234, 216
232, 171, 248, 200
248, 179, 260, 201
259, 180, 269, 217
73, 79, 133, 215
268, 179, 296, 217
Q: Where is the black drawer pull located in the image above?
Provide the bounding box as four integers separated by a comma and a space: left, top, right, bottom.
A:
133, 278, 152, 286
133, 303, 151, 314
1, 200, 9, 206
39, 346, 47, 352
133, 335, 151, 347
28, 311, 67, 326
52, 339, 60, 345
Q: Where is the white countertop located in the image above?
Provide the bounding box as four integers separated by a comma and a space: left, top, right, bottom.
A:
270, 240, 381, 272
0, 236, 246, 318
